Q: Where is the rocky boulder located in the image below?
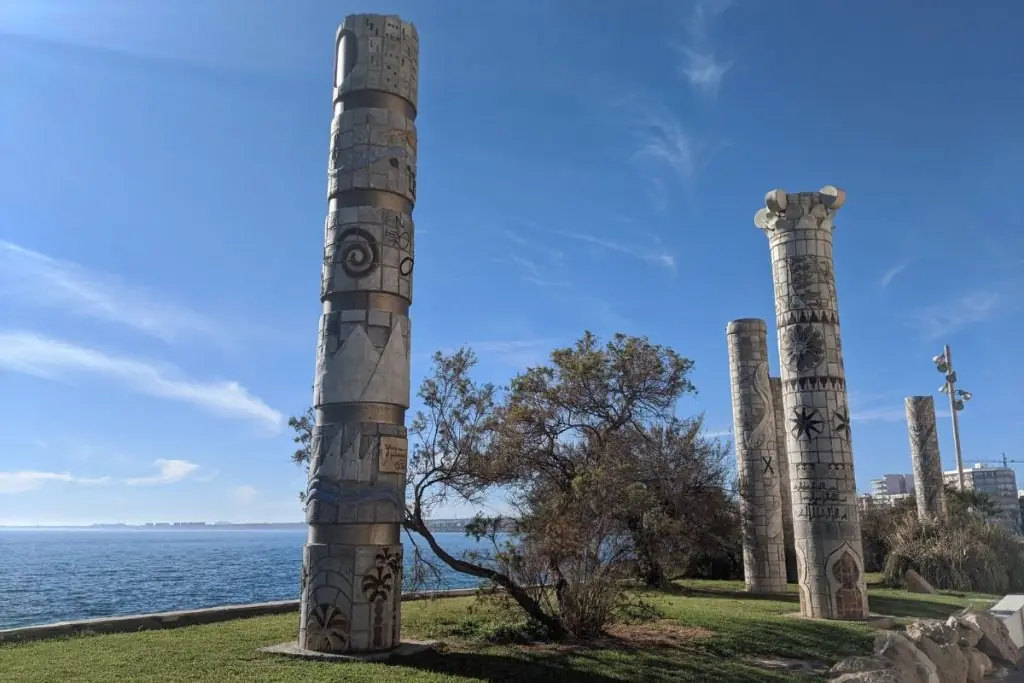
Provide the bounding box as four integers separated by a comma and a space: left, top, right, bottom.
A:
964, 648, 993, 683
959, 609, 1021, 668
829, 655, 897, 677
906, 569, 939, 594
947, 615, 984, 648
904, 619, 968, 683
874, 630, 941, 683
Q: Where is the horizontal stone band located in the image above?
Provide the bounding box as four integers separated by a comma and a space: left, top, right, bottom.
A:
307, 522, 401, 546
317, 403, 406, 425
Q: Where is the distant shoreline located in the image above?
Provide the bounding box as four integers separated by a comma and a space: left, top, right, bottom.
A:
0, 519, 518, 533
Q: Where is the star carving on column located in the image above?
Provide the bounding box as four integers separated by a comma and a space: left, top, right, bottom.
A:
833, 406, 851, 442
790, 405, 824, 441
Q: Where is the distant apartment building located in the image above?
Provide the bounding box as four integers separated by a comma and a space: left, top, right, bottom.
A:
865, 473, 916, 507
944, 464, 1020, 534
857, 492, 914, 511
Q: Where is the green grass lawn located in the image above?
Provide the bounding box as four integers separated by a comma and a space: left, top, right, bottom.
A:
0, 582, 998, 683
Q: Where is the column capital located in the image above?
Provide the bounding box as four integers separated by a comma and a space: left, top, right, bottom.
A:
754, 186, 846, 234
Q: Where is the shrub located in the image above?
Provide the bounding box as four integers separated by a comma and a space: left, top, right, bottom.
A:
883, 513, 1024, 594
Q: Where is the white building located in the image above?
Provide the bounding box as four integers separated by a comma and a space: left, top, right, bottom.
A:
944, 464, 1020, 534
870, 473, 915, 497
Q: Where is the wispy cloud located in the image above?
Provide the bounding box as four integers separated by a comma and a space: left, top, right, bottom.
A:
880, 261, 910, 289
0, 458, 205, 494
0, 241, 228, 347
465, 339, 557, 369
852, 405, 952, 423
124, 459, 202, 486
557, 230, 676, 273
231, 484, 259, 504
704, 428, 732, 439
911, 291, 1002, 340
673, 0, 734, 96
629, 103, 697, 189
503, 255, 570, 288
0, 471, 110, 495
0, 332, 283, 429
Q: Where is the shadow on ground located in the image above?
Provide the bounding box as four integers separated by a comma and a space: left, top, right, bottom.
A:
867, 595, 964, 620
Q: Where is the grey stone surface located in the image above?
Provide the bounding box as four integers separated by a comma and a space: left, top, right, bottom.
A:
299, 13, 419, 655
755, 186, 868, 620
907, 569, 939, 594
726, 319, 787, 595
905, 619, 969, 683
874, 630, 941, 683
906, 396, 946, 522
961, 610, 1021, 667
771, 375, 798, 583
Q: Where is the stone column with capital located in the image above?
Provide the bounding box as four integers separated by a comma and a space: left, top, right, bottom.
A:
905, 396, 946, 523
754, 187, 868, 620
770, 376, 798, 583
727, 319, 788, 595
297, 13, 419, 655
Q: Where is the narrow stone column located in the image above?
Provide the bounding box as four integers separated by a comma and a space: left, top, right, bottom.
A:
754, 187, 868, 620
770, 376, 798, 583
726, 319, 787, 595
905, 396, 946, 522
298, 14, 419, 654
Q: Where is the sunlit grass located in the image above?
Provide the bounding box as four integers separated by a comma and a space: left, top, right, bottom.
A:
0, 582, 996, 683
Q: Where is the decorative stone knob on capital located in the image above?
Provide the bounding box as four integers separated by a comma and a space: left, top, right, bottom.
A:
755, 186, 846, 234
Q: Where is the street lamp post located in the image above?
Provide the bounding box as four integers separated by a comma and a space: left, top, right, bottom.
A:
933, 344, 972, 491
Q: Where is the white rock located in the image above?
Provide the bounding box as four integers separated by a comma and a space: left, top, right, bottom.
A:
905, 620, 968, 683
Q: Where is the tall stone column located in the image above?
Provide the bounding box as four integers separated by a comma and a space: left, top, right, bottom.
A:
770, 376, 798, 583
298, 14, 418, 655
905, 396, 946, 522
726, 319, 787, 595
754, 187, 868, 620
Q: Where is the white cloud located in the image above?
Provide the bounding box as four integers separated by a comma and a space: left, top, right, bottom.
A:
0, 241, 228, 346
880, 261, 910, 289
557, 230, 676, 273
124, 459, 201, 486
703, 429, 732, 439
0, 471, 109, 494
675, 47, 733, 97
0, 332, 283, 428
911, 291, 1001, 340
674, 0, 734, 96
0, 458, 204, 494
231, 484, 259, 504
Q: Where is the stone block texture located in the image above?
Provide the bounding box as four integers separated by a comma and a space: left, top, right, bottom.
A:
754, 186, 868, 620
298, 13, 419, 655
905, 396, 946, 523
726, 319, 787, 595
771, 376, 798, 583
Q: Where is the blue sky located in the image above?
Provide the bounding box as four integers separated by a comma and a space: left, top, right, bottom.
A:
1, 0, 1022, 525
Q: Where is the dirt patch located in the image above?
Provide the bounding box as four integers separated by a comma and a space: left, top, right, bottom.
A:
604, 621, 714, 649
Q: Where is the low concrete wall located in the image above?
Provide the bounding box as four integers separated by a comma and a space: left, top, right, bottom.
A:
0, 587, 480, 644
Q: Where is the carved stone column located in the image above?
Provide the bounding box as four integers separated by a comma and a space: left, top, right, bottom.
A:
770, 376, 798, 583
754, 187, 868, 620
905, 396, 946, 522
727, 319, 787, 595
298, 14, 418, 654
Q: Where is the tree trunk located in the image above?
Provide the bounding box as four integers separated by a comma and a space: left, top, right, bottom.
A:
628, 522, 667, 589
405, 517, 568, 640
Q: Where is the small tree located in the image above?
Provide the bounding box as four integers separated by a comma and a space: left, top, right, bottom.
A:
287, 331, 706, 640
603, 417, 734, 587
288, 406, 315, 503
